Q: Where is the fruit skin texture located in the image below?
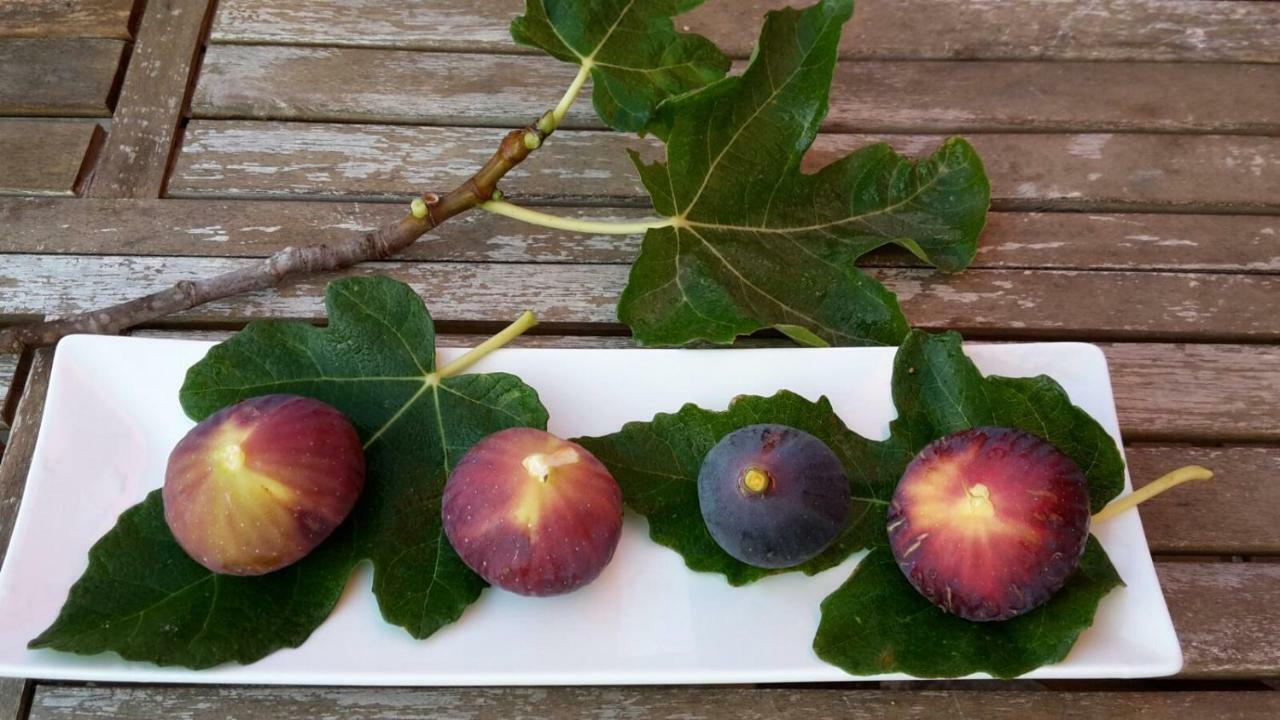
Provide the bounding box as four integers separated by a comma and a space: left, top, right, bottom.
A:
698, 424, 851, 569
888, 426, 1091, 622
163, 394, 365, 576
442, 428, 623, 597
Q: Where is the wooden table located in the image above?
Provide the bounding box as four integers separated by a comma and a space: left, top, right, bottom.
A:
2, 0, 1279, 716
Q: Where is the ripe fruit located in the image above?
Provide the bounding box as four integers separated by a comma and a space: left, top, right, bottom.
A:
697, 424, 851, 569
887, 426, 1091, 622
442, 428, 622, 596
163, 394, 365, 576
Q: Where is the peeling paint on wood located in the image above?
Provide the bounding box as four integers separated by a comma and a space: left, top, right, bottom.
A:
1, 254, 1276, 346
209, 0, 1280, 63
88, 0, 216, 199
6, 198, 1277, 272
169, 122, 1280, 213
191, 46, 1280, 134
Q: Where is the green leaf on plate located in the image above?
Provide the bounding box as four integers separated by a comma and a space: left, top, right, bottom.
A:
812, 329, 1128, 677
813, 537, 1123, 679
889, 329, 1125, 513
31, 277, 549, 668
618, 0, 990, 347
511, 0, 730, 133
575, 390, 898, 586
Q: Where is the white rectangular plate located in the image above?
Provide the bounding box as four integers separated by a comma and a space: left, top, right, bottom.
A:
0, 335, 1181, 684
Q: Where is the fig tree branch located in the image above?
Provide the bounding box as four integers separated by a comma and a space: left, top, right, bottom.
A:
0, 66, 618, 355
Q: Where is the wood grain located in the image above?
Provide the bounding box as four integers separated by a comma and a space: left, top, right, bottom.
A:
1104, 343, 1280, 442
1, 256, 1277, 344
0, 38, 124, 116
191, 45, 1280, 134
0, 121, 102, 196
209, 0, 1280, 63
1163, 561, 1280, 678
87, 0, 215, 199
24, 685, 1280, 719
1127, 445, 1280, 556
0, 0, 135, 40
169, 122, 1280, 213
6, 198, 1278, 273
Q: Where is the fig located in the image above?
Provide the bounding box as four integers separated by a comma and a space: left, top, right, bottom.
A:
163, 394, 365, 576
887, 426, 1091, 622
442, 428, 622, 596
697, 424, 850, 569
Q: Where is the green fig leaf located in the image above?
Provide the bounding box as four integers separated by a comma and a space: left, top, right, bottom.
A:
618, 0, 989, 346
813, 537, 1123, 679
511, 0, 730, 133
31, 277, 549, 668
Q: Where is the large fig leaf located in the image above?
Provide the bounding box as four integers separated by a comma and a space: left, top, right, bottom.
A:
814, 536, 1122, 679
31, 277, 549, 668
813, 329, 1126, 677
576, 390, 901, 585
619, 0, 990, 347
511, 0, 729, 133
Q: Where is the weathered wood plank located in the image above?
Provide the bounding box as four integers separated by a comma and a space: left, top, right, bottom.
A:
2, 253, 1277, 346
0, 121, 102, 196
0, 39, 124, 116
169, 122, 1280, 213
0, 0, 135, 40
0, 350, 49, 720
1104, 343, 1280, 443
25, 684, 1280, 719
87, 0, 216, 199
1127, 445, 1280, 556
192, 46, 1280, 134
1163, 561, 1280, 678
6, 198, 1278, 273
209, 0, 1280, 63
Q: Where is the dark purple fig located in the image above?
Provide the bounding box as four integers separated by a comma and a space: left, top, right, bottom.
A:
697, 424, 850, 569
887, 426, 1091, 622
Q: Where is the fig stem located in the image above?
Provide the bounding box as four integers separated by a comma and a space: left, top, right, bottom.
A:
550, 60, 593, 130
479, 198, 676, 235
1092, 465, 1214, 524
435, 310, 538, 380
522, 447, 580, 483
